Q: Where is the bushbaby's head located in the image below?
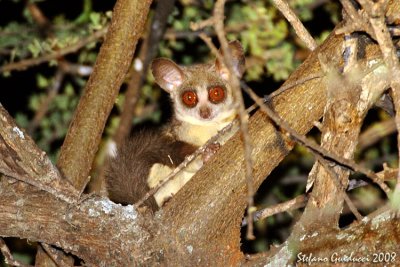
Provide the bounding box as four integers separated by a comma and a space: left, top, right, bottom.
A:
151, 41, 245, 126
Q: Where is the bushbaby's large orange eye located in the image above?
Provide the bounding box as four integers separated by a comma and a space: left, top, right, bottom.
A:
181, 91, 198, 107
208, 86, 225, 104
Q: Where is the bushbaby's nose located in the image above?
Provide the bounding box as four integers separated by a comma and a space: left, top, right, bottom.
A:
199, 106, 211, 119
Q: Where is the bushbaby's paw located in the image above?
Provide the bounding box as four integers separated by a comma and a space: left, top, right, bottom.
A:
202, 142, 221, 163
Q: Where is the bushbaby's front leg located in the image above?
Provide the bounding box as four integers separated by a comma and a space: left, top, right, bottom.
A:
202, 142, 221, 163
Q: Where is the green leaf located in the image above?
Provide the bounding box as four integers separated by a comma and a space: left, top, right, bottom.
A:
90, 12, 100, 25
28, 94, 43, 111
15, 113, 29, 128
55, 95, 69, 110
27, 38, 42, 57
64, 83, 75, 96
37, 74, 49, 89
390, 188, 400, 211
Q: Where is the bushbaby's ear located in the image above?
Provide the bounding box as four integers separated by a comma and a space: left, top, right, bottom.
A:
215, 40, 245, 80
151, 58, 184, 93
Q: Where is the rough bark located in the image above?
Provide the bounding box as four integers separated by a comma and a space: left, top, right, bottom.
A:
0, 180, 152, 266
0, 104, 79, 204
303, 36, 390, 226
249, 206, 400, 267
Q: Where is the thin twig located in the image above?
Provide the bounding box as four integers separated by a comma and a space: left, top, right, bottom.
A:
41, 243, 74, 267
243, 168, 397, 226
212, 0, 256, 240
166, 22, 249, 40
358, 118, 396, 150
59, 61, 93, 76
242, 195, 308, 227
307, 0, 332, 11
0, 27, 107, 73
270, 0, 317, 51
190, 17, 216, 31
268, 73, 324, 99
368, 0, 400, 204
337, 0, 376, 38
26, 1, 49, 27
198, 37, 257, 234
316, 155, 363, 221
27, 69, 65, 134
377, 165, 399, 182
341, 32, 360, 196
112, 26, 150, 145
0, 238, 33, 267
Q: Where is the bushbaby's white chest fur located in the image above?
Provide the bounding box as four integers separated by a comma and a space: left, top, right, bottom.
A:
176, 121, 227, 146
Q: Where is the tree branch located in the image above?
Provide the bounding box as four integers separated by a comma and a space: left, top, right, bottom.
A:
0, 28, 107, 73
271, 0, 318, 51
0, 104, 79, 204
0, 181, 152, 266
249, 206, 400, 266
57, 0, 153, 191
0, 237, 33, 267
114, 0, 176, 145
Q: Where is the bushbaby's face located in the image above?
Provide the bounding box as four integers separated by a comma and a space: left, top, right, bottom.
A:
169, 64, 235, 125
151, 40, 245, 126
